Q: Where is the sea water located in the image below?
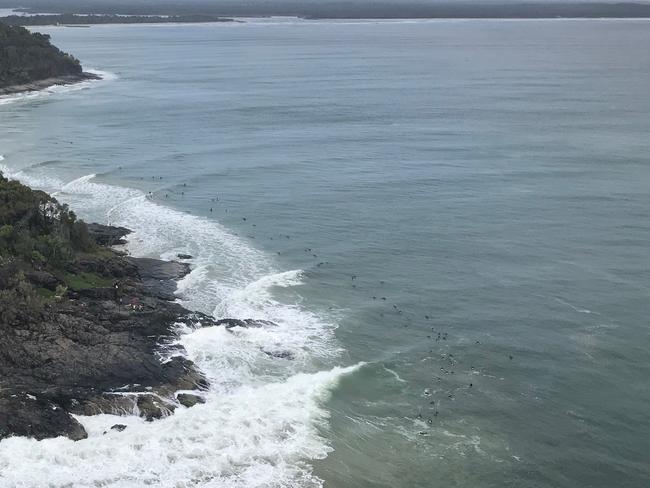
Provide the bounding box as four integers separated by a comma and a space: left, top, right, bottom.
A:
1, 18, 650, 487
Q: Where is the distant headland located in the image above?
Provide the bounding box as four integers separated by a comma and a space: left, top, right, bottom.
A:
0, 13, 239, 27
0, 22, 100, 95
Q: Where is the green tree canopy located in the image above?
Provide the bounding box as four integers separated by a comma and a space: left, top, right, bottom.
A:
0, 21, 82, 88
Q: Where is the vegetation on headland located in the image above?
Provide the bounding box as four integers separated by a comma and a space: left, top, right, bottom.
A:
0, 173, 96, 315
1, 13, 237, 27
0, 174, 94, 264
0, 172, 211, 441
0, 21, 82, 88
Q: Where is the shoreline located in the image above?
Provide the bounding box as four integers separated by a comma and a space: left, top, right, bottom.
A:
0, 71, 102, 97
0, 177, 220, 441
1, 14, 242, 27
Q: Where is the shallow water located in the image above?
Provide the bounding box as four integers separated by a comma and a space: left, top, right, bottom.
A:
1, 18, 650, 487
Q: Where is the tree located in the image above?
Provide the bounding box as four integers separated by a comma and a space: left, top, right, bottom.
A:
0, 21, 82, 88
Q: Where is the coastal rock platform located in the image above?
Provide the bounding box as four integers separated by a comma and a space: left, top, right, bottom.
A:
0, 224, 216, 441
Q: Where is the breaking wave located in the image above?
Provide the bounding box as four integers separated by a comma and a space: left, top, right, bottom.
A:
0, 168, 356, 487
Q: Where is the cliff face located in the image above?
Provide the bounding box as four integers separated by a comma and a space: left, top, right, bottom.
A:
0, 22, 83, 89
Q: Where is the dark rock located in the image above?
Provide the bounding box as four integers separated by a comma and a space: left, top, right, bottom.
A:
159, 356, 210, 392
263, 350, 295, 360
136, 394, 175, 421
72, 287, 118, 300
176, 254, 193, 260
70, 394, 138, 417
137, 395, 163, 421
0, 246, 208, 441
0, 394, 87, 441
74, 255, 138, 278
177, 393, 206, 408
24, 270, 60, 290
110, 424, 127, 432
126, 257, 191, 301
0, 177, 214, 441
140, 280, 177, 301
87, 223, 132, 246
216, 318, 278, 329
83, 72, 102, 81
127, 257, 190, 281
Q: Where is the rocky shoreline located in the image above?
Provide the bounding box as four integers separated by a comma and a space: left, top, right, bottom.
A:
0, 219, 219, 441
0, 71, 101, 97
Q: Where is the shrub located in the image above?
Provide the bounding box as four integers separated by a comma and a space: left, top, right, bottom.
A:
0, 173, 93, 268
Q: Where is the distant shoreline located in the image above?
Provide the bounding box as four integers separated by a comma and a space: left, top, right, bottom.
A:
10, 16, 650, 29
5, 1, 650, 22
0, 72, 101, 97
4, 14, 650, 28
0, 13, 241, 27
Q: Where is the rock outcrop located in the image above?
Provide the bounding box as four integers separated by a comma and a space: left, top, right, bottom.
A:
86, 223, 132, 246
0, 244, 218, 440
0, 174, 280, 442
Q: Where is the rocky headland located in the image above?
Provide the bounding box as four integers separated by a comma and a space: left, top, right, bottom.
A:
0, 21, 101, 96
1, 13, 239, 27
0, 173, 221, 441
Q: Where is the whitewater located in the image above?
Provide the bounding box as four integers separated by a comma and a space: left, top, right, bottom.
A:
0, 149, 362, 486
6, 19, 650, 487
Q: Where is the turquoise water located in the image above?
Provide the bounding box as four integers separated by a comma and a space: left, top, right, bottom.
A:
1, 18, 650, 487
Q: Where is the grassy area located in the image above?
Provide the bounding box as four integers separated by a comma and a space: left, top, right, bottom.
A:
64, 271, 113, 291
34, 287, 56, 302
76, 247, 117, 260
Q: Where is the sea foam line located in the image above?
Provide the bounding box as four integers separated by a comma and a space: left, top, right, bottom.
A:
0, 169, 353, 487
0, 363, 364, 488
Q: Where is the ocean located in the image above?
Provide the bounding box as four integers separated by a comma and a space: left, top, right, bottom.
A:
1, 17, 649, 488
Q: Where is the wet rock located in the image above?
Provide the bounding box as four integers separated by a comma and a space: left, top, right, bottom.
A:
216, 318, 278, 329
176, 254, 193, 260
70, 394, 137, 417
176, 393, 206, 408
87, 223, 132, 246
263, 349, 295, 360
127, 257, 190, 282
161, 356, 210, 392
0, 246, 209, 441
137, 394, 174, 421
0, 394, 87, 441
0, 177, 215, 442
126, 257, 191, 301
110, 424, 127, 432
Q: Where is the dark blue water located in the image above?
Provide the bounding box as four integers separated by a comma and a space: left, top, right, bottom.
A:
1, 18, 649, 488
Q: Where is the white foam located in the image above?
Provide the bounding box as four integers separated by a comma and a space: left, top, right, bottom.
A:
383, 366, 407, 384
0, 364, 364, 488
0, 171, 351, 487
86, 69, 119, 81
0, 161, 64, 192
